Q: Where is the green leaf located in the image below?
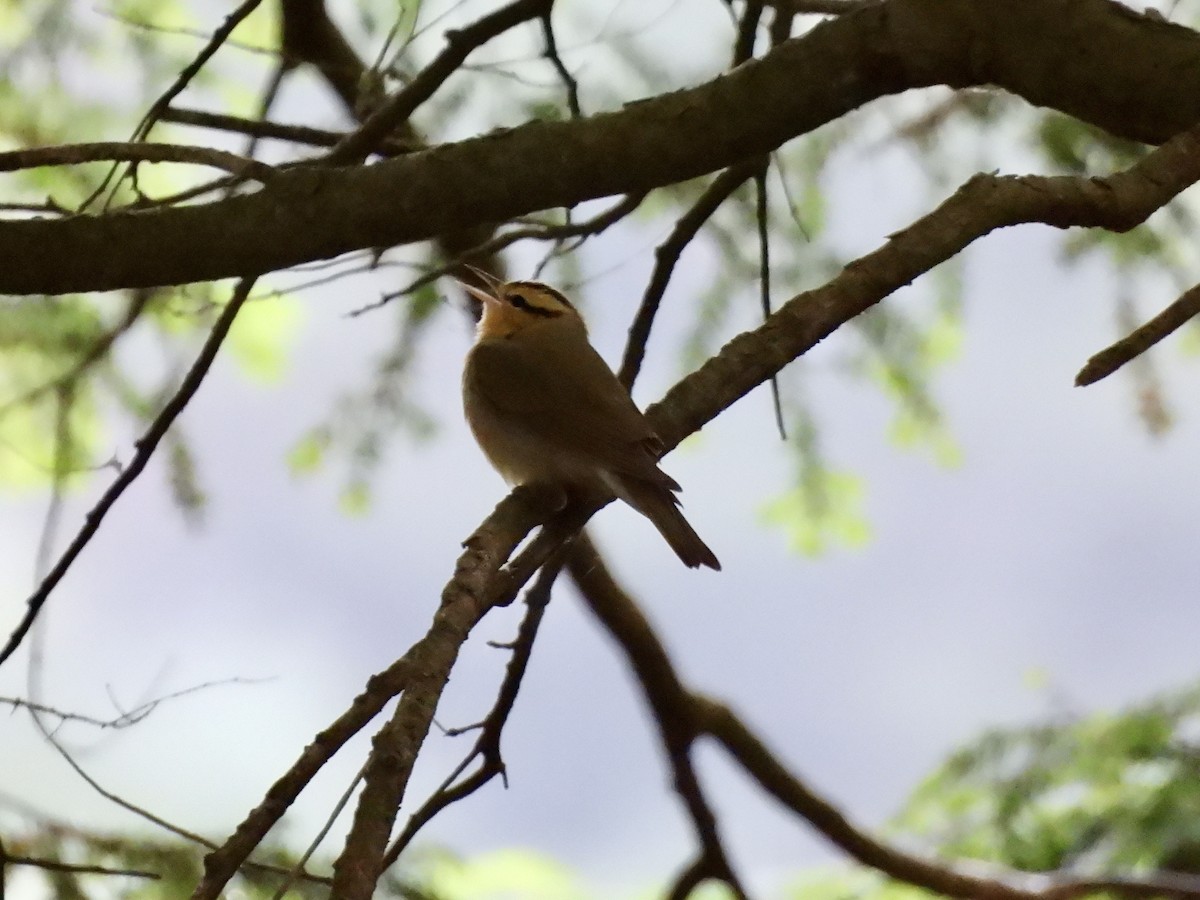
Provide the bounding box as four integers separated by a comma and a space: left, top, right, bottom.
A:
338, 480, 371, 517
424, 848, 590, 900
227, 293, 302, 383
288, 428, 330, 476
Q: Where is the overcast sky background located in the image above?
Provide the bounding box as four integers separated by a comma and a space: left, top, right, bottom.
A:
2, 1, 1198, 897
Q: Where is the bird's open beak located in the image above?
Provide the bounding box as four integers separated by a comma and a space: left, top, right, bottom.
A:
456, 264, 503, 306
456, 279, 499, 306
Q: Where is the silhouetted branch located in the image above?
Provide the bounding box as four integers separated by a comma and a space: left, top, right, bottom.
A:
381, 556, 564, 870
619, 159, 762, 389
4, 854, 159, 882
133, 0, 264, 142
159, 106, 417, 154
0, 277, 257, 670
327, 0, 555, 164
1076, 281, 1200, 386
0, 142, 275, 182
567, 533, 748, 899
540, 11, 581, 117
1, 677, 263, 730
357, 192, 646, 315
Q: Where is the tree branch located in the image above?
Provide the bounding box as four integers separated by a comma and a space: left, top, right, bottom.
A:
0, 142, 275, 181
1075, 280, 1200, 385
6, 0, 1200, 295
0, 277, 257, 670
568, 533, 747, 897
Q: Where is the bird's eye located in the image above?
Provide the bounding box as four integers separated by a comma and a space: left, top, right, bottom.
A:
505, 293, 528, 309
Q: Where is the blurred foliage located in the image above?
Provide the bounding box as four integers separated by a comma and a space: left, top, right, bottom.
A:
1, 0, 1198, 549
11, 680, 1200, 897
789, 680, 1200, 898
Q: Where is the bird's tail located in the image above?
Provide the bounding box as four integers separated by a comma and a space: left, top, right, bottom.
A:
614, 476, 721, 571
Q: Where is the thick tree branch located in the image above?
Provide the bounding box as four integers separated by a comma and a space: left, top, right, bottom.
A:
566, 528, 1200, 900
380, 556, 563, 870
193, 487, 558, 900
567, 534, 747, 899
6, 0, 1200, 295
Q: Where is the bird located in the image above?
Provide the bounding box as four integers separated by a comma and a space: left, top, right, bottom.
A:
459, 273, 720, 571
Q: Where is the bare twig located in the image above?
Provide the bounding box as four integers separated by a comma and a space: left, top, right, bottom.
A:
132, 0, 265, 142
619, 159, 762, 389
4, 854, 159, 881
754, 167, 786, 439
1, 677, 266, 730
196, 487, 560, 900
381, 556, 564, 870
0, 142, 275, 182
540, 11, 581, 117
159, 106, 417, 155
353, 192, 646, 315
327, 0, 554, 164
1075, 281, 1200, 385
268, 765, 366, 900
0, 277, 256, 670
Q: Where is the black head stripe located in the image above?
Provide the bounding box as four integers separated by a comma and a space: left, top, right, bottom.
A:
509, 281, 575, 311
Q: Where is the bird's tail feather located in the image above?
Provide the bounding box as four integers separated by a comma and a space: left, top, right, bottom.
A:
615, 477, 721, 571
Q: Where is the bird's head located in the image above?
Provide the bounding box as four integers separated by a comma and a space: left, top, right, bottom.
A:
459, 273, 583, 340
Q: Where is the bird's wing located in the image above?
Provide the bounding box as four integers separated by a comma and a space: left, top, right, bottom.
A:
466, 337, 674, 485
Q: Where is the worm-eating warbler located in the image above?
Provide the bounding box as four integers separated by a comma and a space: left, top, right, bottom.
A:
460, 276, 720, 570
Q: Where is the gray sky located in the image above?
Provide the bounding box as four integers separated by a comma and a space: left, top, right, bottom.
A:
2, 1, 1198, 897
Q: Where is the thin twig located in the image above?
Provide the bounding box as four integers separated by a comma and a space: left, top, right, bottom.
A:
77, 0, 265, 212
4, 855, 159, 881
159, 106, 417, 154
326, 0, 554, 164
354, 193, 645, 316
0, 277, 257, 670
0, 677, 268, 730
132, 0, 265, 142
755, 166, 786, 439
381, 556, 564, 870
540, 11, 581, 117
0, 142, 275, 182
268, 765, 366, 900
1075, 281, 1200, 385
618, 159, 762, 389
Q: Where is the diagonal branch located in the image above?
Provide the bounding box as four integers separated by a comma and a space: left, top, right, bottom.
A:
193, 486, 562, 900
619, 160, 762, 389
0, 142, 275, 181
566, 532, 1200, 900
380, 554, 564, 870
1075, 280, 1200, 385
325, 0, 553, 164
0, 277, 257, 670
8, 0, 1200, 294
567, 533, 746, 898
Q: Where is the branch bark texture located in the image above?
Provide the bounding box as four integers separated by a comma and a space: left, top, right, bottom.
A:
4, 0, 1200, 295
